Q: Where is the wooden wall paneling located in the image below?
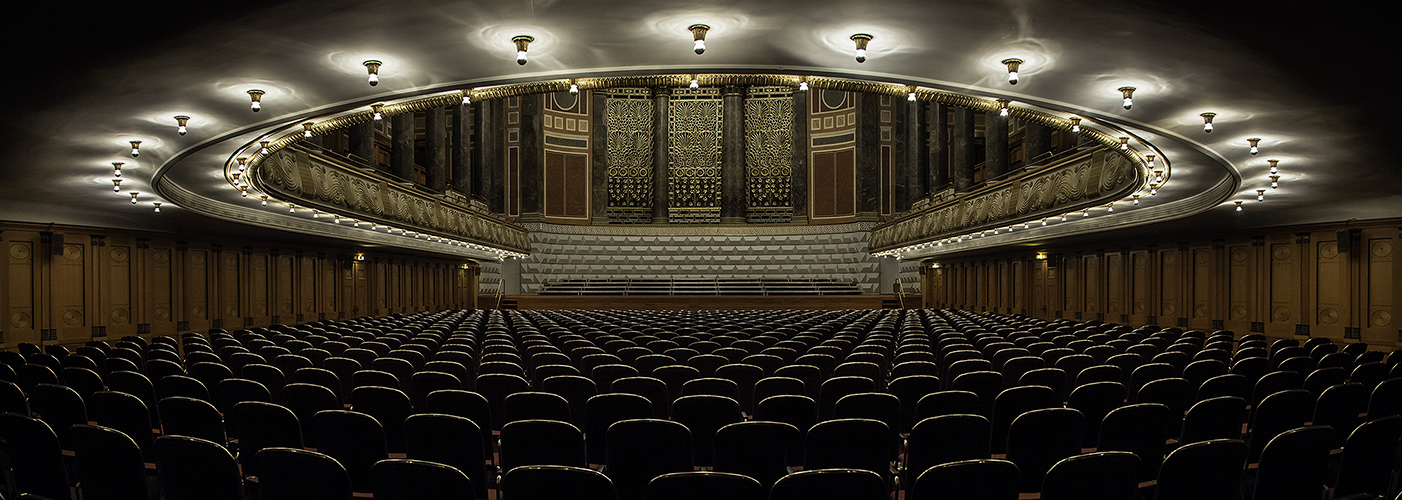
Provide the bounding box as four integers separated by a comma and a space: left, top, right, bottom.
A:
372, 260, 387, 316
1295, 233, 1315, 338
275, 253, 294, 325
340, 259, 354, 319
102, 237, 136, 339
52, 237, 87, 343
1106, 252, 1125, 323
249, 250, 271, 327
1160, 247, 1182, 328
5, 231, 39, 346
1047, 258, 1060, 319
1362, 228, 1395, 344
1226, 243, 1254, 335
147, 241, 177, 335
353, 260, 369, 318
319, 255, 336, 321
1011, 259, 1024, 315
1267, 236, 1301, 337
1129, 250, 1150, 326
1063, 255, 1081, 320
1031, 259, 1046, 317
300, 253, 317, 324
1189, 246, 1215, 331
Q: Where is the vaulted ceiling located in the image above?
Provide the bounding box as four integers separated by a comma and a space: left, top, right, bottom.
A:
4, 0, 1394, 258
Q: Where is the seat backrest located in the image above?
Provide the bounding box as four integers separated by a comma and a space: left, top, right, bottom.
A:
605, 418, 693, 500
254, 447, 354, 500
155, 435, 244, 500
72, 424, 154, 500
643, 471, 764, 500
1041, 451, 1140, 500
502, 465, 617, 500
0, 412, 72, 499
371, 458, 475, 500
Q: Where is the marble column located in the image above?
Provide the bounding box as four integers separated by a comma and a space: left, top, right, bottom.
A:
1024, 122, 1052, 166
856, 92, 880, 215
349, 121, 376, 170
390, 112, 415, 182
790, 90, 808, 223
929, 103, 949, 194
451, 102, 472, 196
477, 100, 503, 213
519, 95, 542, 217
652, 88, 670, 223
721, 86, 746, 223
904, 99, 925, 210
424, 106, 447, 193
591, 91, 608, 223
984, 111, 1009, 181
951, 106, 975, 193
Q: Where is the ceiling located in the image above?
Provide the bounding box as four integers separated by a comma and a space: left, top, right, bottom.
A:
4, 0, 1395, 260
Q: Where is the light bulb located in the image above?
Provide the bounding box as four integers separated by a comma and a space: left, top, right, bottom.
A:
998, 99, 1009, 117
1002, 58, 1023, 85
175, 115, 190, 136
851, 34, 872, 63
248, 89, 264, 112
1118, 86, 1135, 110
1107, 205, 1114, 213
690, 78, 699, 89
1270, 175, 1280, 188
512, 35, 534, 65
1069, 116, 1081, 133
289, 204, 297, 213
130, 192, 138, 204
364, 60, 381, 86
1083, 209, 1090, 217
1041, 219, 1048, 226
1119, 136, 1129, 150
1150, 184, 1158, 196
153, 203, 161, 213
1247, 138, 1261, 155
312, 211, 319, 219
1257, 189, 1265, 202
259, 141, 269, 155
130, 140, 141, 157
1268, 159, 1279, 175
113, 162, 123, 177
694, 39, 706, 54
1132, 195, 1140, 205
798, 80, 808, 91
1235, 201, 1243, 211
260, 195, 268, 206
516, 50, 528, 65
303, 122, 315, 138
908, 92, 916, 102
113, 179, 122, 192
569, 83, 579, 94
462, 93, 472, 105
239, 187, 248, 197
372, 103, 383, 121
1154, 170, 1164, 183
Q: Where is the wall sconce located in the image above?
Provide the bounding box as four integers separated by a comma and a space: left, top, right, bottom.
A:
363, 60, 382, 86
248, 89, 265, 112
1035, 252, 1048, 260
129, 192, 138, 204
512, 35, 534, 65
113, 179, 122, 192
1247, 137, 1261, 155
850, 33, 873, 63
237, 157, 247, 172
1200, 112, 1216, 133
112, 162, 123, 178
354, 253, 366, 261
798, 78, 808, 91
174, 115, 190, 135
1268, 159, 1279, 174
1235, 201, 1243, 211
259, 141, 269, 155
302, 122, 316, 138
153, 202, 161, 213
129, 140, 142, 158
689, 24, 709, 54
372, 103, 384, 121
1118, 136, 1129, 150
1270, 175, 1280, 188
1002, 58, 1023, 85
1069, 116, 1081, 133
997, 99, 1010, 117
1256, 189, 1266, 201
1118, 86, 1136, 109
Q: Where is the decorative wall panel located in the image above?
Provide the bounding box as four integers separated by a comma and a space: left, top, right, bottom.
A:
668, 87, 723, 223
744, 87, 794, 223
809, 90, 858, 222
544, 90, 592, 222
605, 89, 655, 223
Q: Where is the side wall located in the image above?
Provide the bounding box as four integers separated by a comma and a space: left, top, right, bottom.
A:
922, 219, 1402, 349
0, 222, 478, 348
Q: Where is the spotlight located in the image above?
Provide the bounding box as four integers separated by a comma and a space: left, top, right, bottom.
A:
689, 24, 709, 55
1200, 112, 1216, 133
1247, 138, 1261, 155
850, 34, 873, 63
1118, 86, 1136, 109
174, 115, 190, 135
1001, 58, 1023, 84
512, 35, 534, 65
363, 60, 382, 86
248, 89, 265, 112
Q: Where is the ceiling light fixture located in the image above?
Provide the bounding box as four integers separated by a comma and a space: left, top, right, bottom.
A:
1083, 208, 1091, 217
1118, 136, 1129, 150
850, 34, 873, 63
1256, 189, 1266, 201
112, 162, 123, 178
153, 203, 161, 213
129, 140, 141, 158
1002, 58, 1023, 84
908, 90, 917, 102
174, 115, 190, 135
130, 192, 138, 204
1235, 201, 1243, 211
1118, 86, 1136, 109
798, 78, 808, 91
568, 81, 579, 94
1154, 170, 1164, 182
302, 122, 315, 138
462, 90, 472, 105
689, 24, 709, 54
1145, 154, 1156, 168
239, 186, 248, 197
260, 195, 268, 206
690, 75, 699, 89
998, 99, 1010, 117
363, 60, 382, 86
1149, 183, 1158, 196
289, 203, 297, 213
1247, 138, 1261, 155
259, 141, 269, 155
1069, 116, 1081, 133
112, 179, 122, 192
372, 103, 384, 121
237, 157, 247, 172
1200, 112, 1216, 133
512, 35, 534, 65
1270, 175, 1280, 188
248, 89, 265, 112
1268, 159, 1279, 174
1132, 194, 1141, 205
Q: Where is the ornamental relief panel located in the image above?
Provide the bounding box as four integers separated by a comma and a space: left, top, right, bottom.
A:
257, 148, 530, 252
869, 150, 1137, 251
744, 89, 794, 213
